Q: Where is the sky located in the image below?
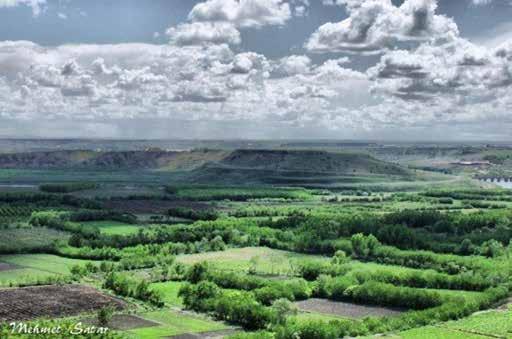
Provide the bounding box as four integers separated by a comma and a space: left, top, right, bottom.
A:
0, 0, 512, 140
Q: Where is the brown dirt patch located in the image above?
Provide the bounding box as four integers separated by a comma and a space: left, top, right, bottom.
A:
0, 262, 20, 272
168, 329, 239, 339
0, 284, 126, 323
81, 314, 159, 331
295, 298, 406, 319
104, 199, 213, 214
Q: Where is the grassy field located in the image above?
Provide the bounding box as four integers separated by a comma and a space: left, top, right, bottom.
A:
441, 310, 512, 337
173, 186, 313, 201
397, 326, 490, 339
127, 310, 229, 338
149, 281, 185, 307
385, 310, 512, 338
81, 220, 143, 236
0, 226, 70, 253
176, 247, 330, 276
0, 254, 92, 286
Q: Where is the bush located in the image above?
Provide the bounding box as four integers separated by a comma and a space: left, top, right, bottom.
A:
214, 291, 274, 330
97, 306, 115, 327
179, 281, 221, 312
298, 261, 329, 281
185, 262, 211, 284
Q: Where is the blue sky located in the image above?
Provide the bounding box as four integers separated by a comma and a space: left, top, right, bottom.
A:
1, 0, 512, 140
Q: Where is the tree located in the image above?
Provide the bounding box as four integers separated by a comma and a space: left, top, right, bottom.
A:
179, 281, 220, 312
479, 240, 505, 258
351, 233, 369, 258
272, 299, 297, 325
186, 262, 210, 283
366, 235, 380, 255
331, 250, 349, 266
459, 239, 475, 255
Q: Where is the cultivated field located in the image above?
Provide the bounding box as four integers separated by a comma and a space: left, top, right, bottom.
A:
0, 285, 125, 322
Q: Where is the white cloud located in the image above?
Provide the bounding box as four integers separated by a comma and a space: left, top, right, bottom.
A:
2, 0, 512, 139
306, 0, 458, 54
166, 22, 241, 46
368, 37, 512, 101
276, 55, 312, 76
0, 40, 374, 134
471, 0, 492, 5
188, 0, 292, 28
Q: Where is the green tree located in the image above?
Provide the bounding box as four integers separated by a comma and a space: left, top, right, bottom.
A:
272, 298, 298, 325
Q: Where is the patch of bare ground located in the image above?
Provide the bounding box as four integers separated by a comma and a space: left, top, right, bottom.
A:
104, 199, 213, 214
0, 262, 19, 272
81, 314, 159, 331
168, 329, 240, 339
295, 298, 406, 319
0, 285, 126, 323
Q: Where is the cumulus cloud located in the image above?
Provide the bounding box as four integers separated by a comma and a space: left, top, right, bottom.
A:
188, 0, 292, 28
306, 0, 458, 54
0, 0, 46, 16
165, 0, 303, 47
166, 22, 241, 46
368, 37, 512, 102
2, 0, 512, 139
275, 55, 312, 76
0, 40, 374, 134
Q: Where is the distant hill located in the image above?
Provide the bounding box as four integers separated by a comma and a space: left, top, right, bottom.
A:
186, 150, 412, 185
0, 149, 226, 171
0, 149, 412, 185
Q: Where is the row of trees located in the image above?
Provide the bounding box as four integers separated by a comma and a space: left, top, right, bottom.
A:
103, 272, 163, 307
39, 182, 98, 193
167, 207, 219, 221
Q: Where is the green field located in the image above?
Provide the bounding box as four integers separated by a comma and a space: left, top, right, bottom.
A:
0, 227, 69, 253
81, 220, 143, 235
397, 326, 490, 339
149, 281, 185, 307
0, 254, 92, 286
127, 310, 229, 338
176, 247, 330, 275
393, 310, 512, 338
441, 310, 512, 337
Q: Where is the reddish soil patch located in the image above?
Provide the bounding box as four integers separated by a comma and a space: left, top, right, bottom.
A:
168, 329, 239, 339
0, 285, 126, 323
82, 314, 159, 330
0, 262, 19, 272
104, 199, 213, 214
295, 298, 406, 319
